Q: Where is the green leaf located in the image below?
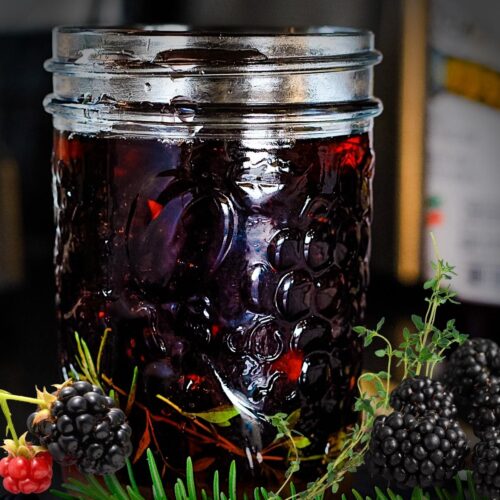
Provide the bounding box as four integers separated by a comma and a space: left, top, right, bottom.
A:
286, 408, 302, 429
402, 327, 410, 341
374, 349, 386, 358
363, 336, 374, 347
424, 277, 437, 289
189, 406, 239, 427
411, 315, 424, 330
376, 318, 386, 331
293, 436, 311, 449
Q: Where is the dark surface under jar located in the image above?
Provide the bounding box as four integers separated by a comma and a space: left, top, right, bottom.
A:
52, 129, 373, 487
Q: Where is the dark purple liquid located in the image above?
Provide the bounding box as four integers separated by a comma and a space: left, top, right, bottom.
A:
52, 131, 373, 483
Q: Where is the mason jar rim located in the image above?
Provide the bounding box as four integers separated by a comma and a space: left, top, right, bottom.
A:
53, 24, 373, 38
47, 24, 380, 67
44, 24, 382, 139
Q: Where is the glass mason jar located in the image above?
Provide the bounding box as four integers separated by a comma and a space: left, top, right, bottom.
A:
44, 26, 381, 486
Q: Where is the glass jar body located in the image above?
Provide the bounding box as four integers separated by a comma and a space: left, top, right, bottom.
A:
46, 26, 381, 488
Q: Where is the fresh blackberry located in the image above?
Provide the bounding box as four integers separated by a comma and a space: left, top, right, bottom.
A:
443, 338, 500, 409
473, 429, 500, 499
367, 411, 469, 489
390, 376, 457, 419
27, 381, 133, 475
468, 384, 500, 438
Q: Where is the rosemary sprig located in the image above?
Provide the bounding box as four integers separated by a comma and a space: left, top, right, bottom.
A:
53, 448, 487, 500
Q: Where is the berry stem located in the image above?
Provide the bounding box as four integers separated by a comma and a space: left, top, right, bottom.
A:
0, 392, 46, 446
0, 393, 45, 407
0, 398, 18, 446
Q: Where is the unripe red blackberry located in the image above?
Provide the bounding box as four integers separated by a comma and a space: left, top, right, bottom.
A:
473, 430, 500, 499
468, 383, 500, 439
443, 338, 500, 410
390, 377, 457, 419
27, 381, 133, 475
367, 411, 469, 489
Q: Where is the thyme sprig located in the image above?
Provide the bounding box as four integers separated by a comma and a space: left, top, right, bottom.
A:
293, 234, 468, 498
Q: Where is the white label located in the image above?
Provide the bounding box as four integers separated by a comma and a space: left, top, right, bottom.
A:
425, 93, 500, 306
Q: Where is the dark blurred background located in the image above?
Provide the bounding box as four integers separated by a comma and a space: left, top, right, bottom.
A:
0, 0, 499, 497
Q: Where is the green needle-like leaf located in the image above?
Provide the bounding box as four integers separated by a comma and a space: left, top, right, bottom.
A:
374, 486, 388, 499
126, 458, 141, 497
104, 474, 130, 500
454, 475, 464, 500
176, 478, 188, 500
51, 491, 78, 500
228, 461, 237, 500
147, 448, 167, 500
213, 470, 220, 500
186, 457, 197, 500
467, 471, 478, 500
351, 489, 363, 500
88, 475, 114, 498
127, 486, 145, 500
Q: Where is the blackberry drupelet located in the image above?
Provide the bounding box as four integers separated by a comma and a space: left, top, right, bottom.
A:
367, 411, 469, 489
443, 338, 500, 409
27, 381, 133, 475
390, 377, 457, 419
473, 429, 500, 500
468, 384, 500, 438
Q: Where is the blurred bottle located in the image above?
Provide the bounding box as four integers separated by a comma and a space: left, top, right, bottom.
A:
395, 0, 500, 338
0, 143, 24, 290
393, 0, 500, 341
424, 0, 500, 339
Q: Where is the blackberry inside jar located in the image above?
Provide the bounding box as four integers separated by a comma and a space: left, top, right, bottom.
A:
45, 26, 382, 486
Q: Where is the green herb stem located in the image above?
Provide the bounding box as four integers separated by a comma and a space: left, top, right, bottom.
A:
373, 332, 394, 408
